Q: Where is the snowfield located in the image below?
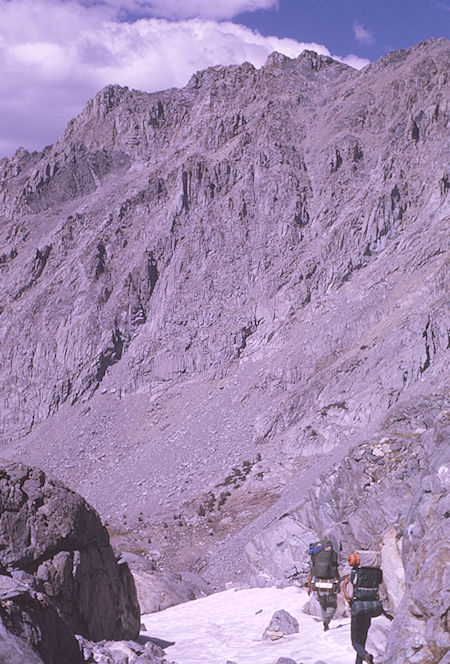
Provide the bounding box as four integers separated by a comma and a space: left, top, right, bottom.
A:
142, 586, 391, 664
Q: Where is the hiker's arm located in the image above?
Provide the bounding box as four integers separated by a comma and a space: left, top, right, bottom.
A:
342, 577, 351, 603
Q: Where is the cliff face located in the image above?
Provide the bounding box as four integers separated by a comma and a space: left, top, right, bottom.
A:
245, 404, 449, 663
0, 39, 448, 640
1, 41, 447, 442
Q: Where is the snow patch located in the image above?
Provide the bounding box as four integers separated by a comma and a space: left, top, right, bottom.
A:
142, 586, 391, 663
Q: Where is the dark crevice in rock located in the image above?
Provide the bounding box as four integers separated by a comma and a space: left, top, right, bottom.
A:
182, 170, 190, 212
331, 147, 343, 172
13, 245, 52, 300
234, 319, 261, 358
31, 246, 52, 281
420, 318, 435, 374
95, 328, 124, 384
0, 247, 18, 265
94, 242, 107, 279
126, 250, 159, 337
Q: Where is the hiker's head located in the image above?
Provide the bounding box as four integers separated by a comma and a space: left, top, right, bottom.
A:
348, 553, 359, 568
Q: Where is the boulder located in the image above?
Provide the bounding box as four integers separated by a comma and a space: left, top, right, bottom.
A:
76, 636, 170, 664
0, 463, 140, 642
303, 592, 347, 622
121, 552, 209, 614
132, 569, 207, 614
0, 575, 83, 664
262, 609, 299, 640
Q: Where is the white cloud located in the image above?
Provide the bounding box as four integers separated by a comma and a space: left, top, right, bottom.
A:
353, 20, 374, 45
0, 0, 369, 158
338, 53, 371, 70
92, 0, 279, 20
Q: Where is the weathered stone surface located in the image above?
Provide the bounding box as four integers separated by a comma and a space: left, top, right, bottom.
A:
245, 516, 316, 587
262, 609, 299, 640
0, 618, 46, 664
120, 551, 209, 613
246, 409, 450, 662
76, 636, 172, 664
0, 463, 140, 642
0, 577, 83, 664
384, 411, 450, 664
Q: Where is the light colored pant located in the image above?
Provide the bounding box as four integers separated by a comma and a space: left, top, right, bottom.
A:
317, 592, 337, 625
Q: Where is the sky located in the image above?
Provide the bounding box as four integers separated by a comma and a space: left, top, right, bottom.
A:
0, 0, 448, 159
142, 585, 392, 664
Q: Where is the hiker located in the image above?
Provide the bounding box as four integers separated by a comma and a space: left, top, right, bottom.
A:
307, 540, 340, 631
342, 550, 384, 664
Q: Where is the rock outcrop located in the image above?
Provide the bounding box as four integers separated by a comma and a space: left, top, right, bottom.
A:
76, 635, 173, 664
245, 408, 450, 662
0, 463, 140, 642
0, 576, 83, 664
120, 552, 209, 614
385, 412, 450, 663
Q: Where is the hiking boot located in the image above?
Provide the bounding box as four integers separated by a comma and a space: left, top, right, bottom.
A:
363, 654, 374, 664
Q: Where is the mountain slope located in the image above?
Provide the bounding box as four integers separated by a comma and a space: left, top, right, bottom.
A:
0, 40, 448, 586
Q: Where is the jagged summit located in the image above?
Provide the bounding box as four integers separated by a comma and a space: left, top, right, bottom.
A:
1, 39, 446, 202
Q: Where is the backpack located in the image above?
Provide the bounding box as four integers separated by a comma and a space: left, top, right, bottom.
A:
308, 540, 338, 580
350, 550, 383, 618
351, 598, 383, 618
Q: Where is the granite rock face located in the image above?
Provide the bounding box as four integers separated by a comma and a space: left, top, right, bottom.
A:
385, 412, 450, 664
0, 463, 140, 642
120, 552, 209, 614
0, 577, 83, 664
246, 408, 450, 662
0, 40, 447, 461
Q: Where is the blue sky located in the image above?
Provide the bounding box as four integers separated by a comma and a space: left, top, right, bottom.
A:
0, 0, 448, 158
236, 0, 449, 62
